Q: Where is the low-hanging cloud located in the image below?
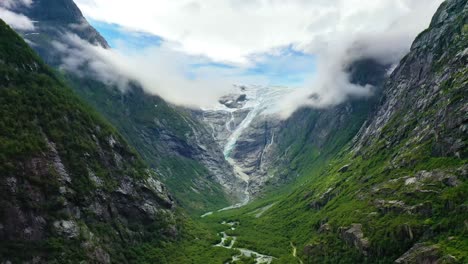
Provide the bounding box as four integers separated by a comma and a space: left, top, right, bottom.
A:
52, 33, 267, 108
75, 0, 443, 65
277, 0, 444, 117
0, 0, 33, 9
74, 0, 443, 115
0, 0, 34, 30
0, 9, 34, 30
69, 0, 443, 116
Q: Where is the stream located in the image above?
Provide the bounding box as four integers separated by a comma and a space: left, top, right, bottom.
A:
201, 86, 295, 262
214, 221, 275, 264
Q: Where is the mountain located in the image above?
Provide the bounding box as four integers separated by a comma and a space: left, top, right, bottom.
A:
223, 59, 389, 197
12, 0, 109, 64
199, 0, 467, 263
0, 19, 176, 263
197, 58, 389, 200
3, 0, 466, 262
14, 0, 244, 214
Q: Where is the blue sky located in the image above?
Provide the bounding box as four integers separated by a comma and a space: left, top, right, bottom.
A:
90, 19, 315, 87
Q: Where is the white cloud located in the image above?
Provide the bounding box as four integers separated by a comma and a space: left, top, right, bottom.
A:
0, 0, 34, 30
75, 0, 442, 65
73, 0, 443, 116
52, 33, 267, 108
0, 7, 34, 30
0, 0, 33, 9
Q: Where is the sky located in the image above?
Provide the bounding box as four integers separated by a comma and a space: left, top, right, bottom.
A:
0, 0, 444, 116
87, 18, 317, 88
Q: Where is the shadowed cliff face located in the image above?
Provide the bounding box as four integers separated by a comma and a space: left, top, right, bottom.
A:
201, 59, 390, 197
14, 0, 244, 214
0, 19, 176, 263
19, 0, 87, 22
210, 1, 466, 263
14, 0, 109, 48
354, 0, 468, 160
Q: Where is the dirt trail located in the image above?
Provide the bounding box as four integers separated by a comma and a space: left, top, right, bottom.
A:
290, 242, 303, 264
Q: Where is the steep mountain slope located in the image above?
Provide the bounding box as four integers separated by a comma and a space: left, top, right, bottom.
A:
13, 0, 109, 63
198, 59, 388, 199
0, 19, 177, 263
65, 76, 244, 214
201, 0, 467, 263
226, 59, 389, 197
14, 0, 244, 214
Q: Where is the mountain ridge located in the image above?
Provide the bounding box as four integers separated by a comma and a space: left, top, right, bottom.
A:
0, 19, 178, 263
198, 0, 467, 262
14, 0, 245, 214
0, 0, 466, 262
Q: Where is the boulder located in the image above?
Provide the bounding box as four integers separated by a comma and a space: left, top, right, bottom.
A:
53, 220, 79, 239
318, 223, 332, 233
394, 243, 454, 264
338, 164, 351, 173
309, 188, 337, 210
339, 224, 370, 256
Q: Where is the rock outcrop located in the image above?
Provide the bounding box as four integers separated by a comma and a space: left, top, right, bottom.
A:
394, 243, 457, 264
339, 224, 370, 256
0, 20, 176, 263
13, 0, 244, 213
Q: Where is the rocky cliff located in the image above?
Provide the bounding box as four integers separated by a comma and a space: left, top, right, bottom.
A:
202, 59, 389, 197
13, 0, 244, 214
0, 20, 177, 263
205, 0, 467, 263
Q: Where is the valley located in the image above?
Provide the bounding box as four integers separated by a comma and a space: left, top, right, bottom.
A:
0, 0, 467, 263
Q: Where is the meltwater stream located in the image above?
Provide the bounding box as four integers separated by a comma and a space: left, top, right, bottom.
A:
201, 86, 293, 263
215, 221, 275, 264
202, 85, 293, 216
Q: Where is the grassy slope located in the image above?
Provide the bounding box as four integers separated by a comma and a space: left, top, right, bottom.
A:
64, 76, 230, 214
0, 20, 237, 263
195, 2, 468, 263
0, 19, 151, 261
17, 0, 230, 214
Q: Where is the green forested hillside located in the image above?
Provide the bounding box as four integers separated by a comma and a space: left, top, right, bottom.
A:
0, 18, 175, 262
199, 0, 468, 263
15, 0, 234, 214
0, 19, 245, 264
64, 76, 232, 214
1, 0, 467, 262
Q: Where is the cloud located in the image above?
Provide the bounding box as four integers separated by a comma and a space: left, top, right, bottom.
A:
75, 0, 442, 64
72, 0, 443, 116
0, 0, 34, 30
0, 0, 33, 9
0, 7, 34, 30
52, 33, 268, 108
276, 0, 444, 117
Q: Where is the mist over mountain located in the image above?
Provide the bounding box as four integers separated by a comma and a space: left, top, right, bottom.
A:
0, 0, 466, 263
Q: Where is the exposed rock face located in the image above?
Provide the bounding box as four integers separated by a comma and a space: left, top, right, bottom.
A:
0, 21, 176, 262
298, 3, 467, 261
225, 59, 389, 196
354, 0, 468, 161
394, 243, 455, 264
197, 108, 250, 149
318, 223, 332, 233
13, 0, 109, 65
197, 58, 389, 198
340, 0, 468, 260
13, 0, 244, 213
219, 93, 248, 109
339, 224, 370, 256
199, 85, 291, 197
309, 187, 338, 210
